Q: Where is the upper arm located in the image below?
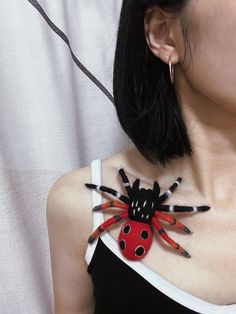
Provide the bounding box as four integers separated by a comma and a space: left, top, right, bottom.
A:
46, 169, 95, 314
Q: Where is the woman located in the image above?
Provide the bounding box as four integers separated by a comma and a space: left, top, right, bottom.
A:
46, 1, 236, 313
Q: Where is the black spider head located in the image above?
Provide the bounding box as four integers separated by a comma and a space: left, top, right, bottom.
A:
128, 179, 161, 224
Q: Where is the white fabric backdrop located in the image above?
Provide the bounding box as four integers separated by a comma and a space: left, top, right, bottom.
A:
0, 1, 132, 313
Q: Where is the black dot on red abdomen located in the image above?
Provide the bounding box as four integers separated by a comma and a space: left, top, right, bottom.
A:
119, 239, 126, 250
123, 224, 131, 234
140, 230, 149, 239
135, 246, 145, 256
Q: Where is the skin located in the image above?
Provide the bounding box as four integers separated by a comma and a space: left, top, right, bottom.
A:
47, 1, 236, 312
144, 1, 236, 207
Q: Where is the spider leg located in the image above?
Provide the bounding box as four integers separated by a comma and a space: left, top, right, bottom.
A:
92, 200, 129, 212
158, 177, 182, 203
155, 204, 210, 212
152, 216, 191, 258
155, 211, 192, 234
153, 181, 160, 198
132, 178, 140, 194
88, 211, 128, 244
118, 168, 133, 199
85, 183, 130, 204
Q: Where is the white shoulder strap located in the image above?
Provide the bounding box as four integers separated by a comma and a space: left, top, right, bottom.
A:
85, 158, 104, 265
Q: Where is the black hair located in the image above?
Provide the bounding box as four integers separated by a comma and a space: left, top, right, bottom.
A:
113, 0, 193, 168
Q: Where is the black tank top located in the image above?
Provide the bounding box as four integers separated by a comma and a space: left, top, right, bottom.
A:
85, 158, 236, 314
88, 237, 200, 314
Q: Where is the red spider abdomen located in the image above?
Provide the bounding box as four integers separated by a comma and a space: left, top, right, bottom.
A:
118, 220, 153, 261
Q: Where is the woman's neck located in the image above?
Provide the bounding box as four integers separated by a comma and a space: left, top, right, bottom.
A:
175, 79, 236, 206
125, 98, 236, 211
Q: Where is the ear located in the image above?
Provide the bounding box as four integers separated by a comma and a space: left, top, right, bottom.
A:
144, 5, 180, 65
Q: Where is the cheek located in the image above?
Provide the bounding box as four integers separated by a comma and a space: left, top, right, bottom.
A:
186, 40, 236, 109
181, 1, 236, 110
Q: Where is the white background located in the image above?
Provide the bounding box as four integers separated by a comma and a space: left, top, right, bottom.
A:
0, 1, 132, 313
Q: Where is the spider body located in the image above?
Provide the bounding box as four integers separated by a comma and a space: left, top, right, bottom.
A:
85, 168, 211, 261
118, 220, 153, 260
119, 188, 155, 260
128, 188, 156, 224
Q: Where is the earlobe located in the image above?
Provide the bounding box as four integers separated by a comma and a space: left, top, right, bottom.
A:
145, 32, 179, 65
158, 47, 179, 65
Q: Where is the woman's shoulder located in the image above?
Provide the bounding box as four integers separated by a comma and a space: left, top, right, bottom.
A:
46, 147, 136, 242
47, 146, 134, 208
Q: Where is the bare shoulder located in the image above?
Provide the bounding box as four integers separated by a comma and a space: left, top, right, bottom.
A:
46, 163, 94, 252
46, 144, 162, 234
45, 147, 134, 250
46, 145, 141, 250
45, 162, 99, 313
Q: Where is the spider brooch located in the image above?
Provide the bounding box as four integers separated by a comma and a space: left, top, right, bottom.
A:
85, 168, 210, 261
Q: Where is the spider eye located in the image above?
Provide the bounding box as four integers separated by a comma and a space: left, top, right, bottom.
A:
119, 240, 126, 250
135, 245, 145, 257
123, 224, 131, 234
140, 230, 149, 240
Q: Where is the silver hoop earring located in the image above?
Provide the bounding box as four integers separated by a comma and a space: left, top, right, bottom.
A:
169, 58, 175, 84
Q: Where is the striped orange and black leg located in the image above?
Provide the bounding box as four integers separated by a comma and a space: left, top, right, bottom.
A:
92, 200, 129, 212
155, 211, 192, 234
85, 183, 130, 204
151, 217, 191, 258
88, 211, 128, 244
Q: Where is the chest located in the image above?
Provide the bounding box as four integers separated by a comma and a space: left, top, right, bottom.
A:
103, 209, 236, 306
